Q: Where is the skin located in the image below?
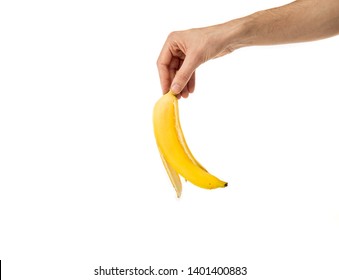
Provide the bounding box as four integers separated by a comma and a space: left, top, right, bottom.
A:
157, 0, 339, 98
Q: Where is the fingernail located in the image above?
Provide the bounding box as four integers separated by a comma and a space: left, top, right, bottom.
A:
171, 83, 181, 94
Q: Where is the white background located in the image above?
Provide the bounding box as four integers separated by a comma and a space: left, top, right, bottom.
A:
1, 0, 339, 279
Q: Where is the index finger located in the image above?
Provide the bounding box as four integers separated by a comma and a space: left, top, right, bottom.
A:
157, 43, 173, 94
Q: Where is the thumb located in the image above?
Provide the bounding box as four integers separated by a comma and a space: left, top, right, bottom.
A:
171, 56, 198, 94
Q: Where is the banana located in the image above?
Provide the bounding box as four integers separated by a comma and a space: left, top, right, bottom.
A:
153, 91, 227, 196
176, 111, 208, 173
159, 150, 182, 198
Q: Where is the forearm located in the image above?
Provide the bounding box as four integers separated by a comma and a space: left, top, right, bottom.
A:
227, 0, 339, 50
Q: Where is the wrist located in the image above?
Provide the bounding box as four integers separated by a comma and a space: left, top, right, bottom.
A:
215, 17, 255, 55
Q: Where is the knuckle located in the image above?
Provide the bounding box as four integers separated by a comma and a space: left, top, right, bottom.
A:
156, 57, 162, 67
167, 31, 178, 39
178, 72, 191, 84
167, 30, 184, 42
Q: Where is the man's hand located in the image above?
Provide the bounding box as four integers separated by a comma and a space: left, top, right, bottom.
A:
156, 24, 242, 98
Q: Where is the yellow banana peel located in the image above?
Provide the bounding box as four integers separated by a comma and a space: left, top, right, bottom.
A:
153, 91, 227, 197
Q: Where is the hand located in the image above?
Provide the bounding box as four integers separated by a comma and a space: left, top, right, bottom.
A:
157, 25, 236, 98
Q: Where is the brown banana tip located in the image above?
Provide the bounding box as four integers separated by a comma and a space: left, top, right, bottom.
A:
224, 182, 228, 187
